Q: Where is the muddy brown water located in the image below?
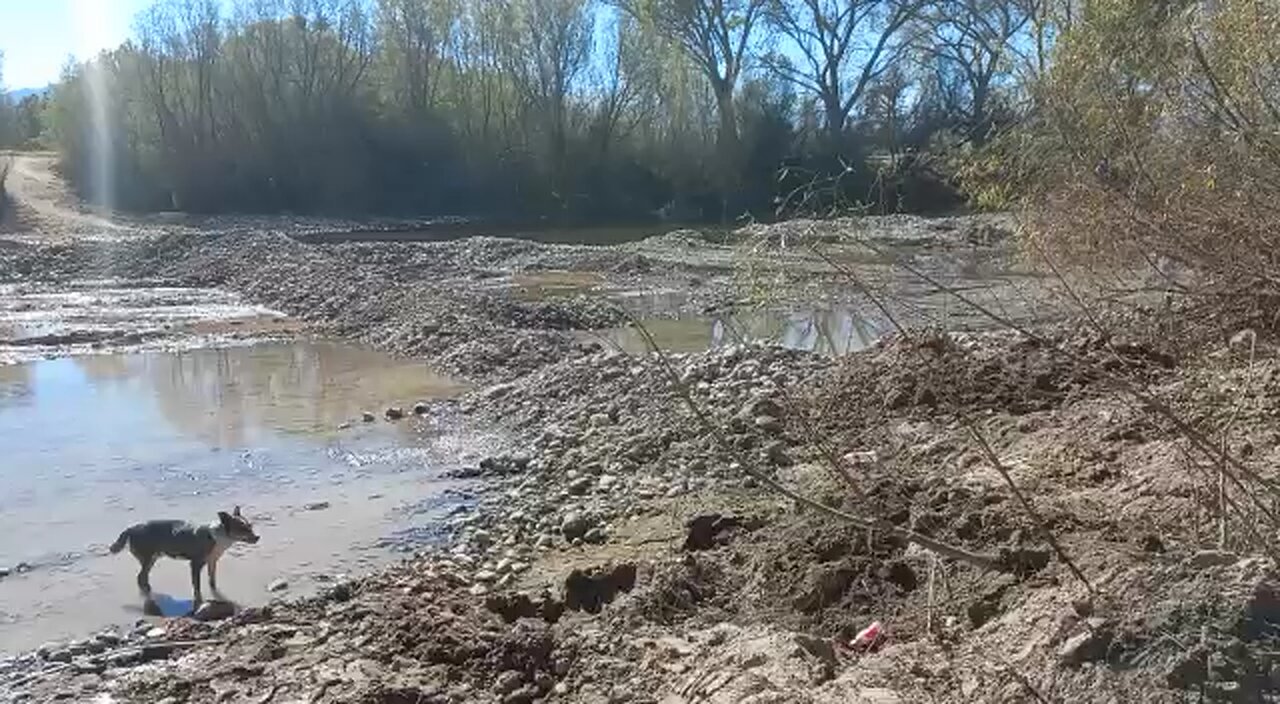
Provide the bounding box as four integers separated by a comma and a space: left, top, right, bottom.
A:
0, 340, 499, 655
587, 307, 889, 356
508, 271, 892, 355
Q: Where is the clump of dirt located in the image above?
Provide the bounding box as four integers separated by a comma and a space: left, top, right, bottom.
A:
485, 591, 566, 624
564, 563, 638, 614
682, 513, 762, 551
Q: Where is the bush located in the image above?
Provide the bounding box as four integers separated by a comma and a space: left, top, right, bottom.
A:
997, 0, 1280, 294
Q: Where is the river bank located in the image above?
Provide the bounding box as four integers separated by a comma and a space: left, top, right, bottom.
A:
5, 320, 1276, 703
2, 162, 1276, 702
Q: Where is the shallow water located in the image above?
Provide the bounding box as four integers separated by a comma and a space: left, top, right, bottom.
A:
586, 306, 889, 356
0, 280, 297, 364
0, 341, 493, 655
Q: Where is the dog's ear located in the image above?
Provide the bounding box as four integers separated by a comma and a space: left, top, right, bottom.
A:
233, 505, 242, 517
217, 511, 233, 526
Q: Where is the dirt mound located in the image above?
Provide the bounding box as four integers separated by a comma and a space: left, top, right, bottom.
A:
800, 330, 1175, 448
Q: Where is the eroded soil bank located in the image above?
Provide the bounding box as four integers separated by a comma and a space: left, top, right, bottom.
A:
1, 183, 1274, 703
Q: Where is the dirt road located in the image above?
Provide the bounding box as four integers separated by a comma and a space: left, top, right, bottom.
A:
0, 152, 144, 241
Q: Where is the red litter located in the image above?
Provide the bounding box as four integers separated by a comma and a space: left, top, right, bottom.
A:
851, 620, 884, 649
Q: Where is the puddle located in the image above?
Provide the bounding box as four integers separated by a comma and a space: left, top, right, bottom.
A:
510, 271, 607, 300
0, 341, 495, 655
586, 306, 890, 357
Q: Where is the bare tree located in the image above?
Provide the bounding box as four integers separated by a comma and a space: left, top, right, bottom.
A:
863, 63, 913, 160
588, 10, 660, 156
917, 0, 1030, 145
614, 0, 767, 158
764, 0, 924, 140
501, 0, 594, 202
377, 0, 461, 115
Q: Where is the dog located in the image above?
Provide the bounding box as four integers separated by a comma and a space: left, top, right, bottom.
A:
109, 506, 260, 612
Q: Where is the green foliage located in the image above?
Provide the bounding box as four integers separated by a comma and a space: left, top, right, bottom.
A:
992, 0, 1280, 285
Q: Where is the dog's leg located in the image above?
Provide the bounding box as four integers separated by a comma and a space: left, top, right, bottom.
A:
136, 553, 161, 616
189, 559, 205, 610
207, 556, 220, 597
135, 554, 156, 596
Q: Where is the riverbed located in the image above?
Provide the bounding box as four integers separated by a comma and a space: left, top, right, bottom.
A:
0, 325, 502, 654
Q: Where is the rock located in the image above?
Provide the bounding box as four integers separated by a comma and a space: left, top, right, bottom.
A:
303, 501, 331, 511
0, 567, 9, 579
14, 562, 31, 574
106, 649, 144, 668
66, 639, 94, 656
482, 382, 516, 399
568, 476, 594, 495
741, 395, 784, 420
144, 626, 167, 639
43, 648, 72, 663
561, 512, 592, 542
193, 600, 236, 621
73, 657, 106, 675
793, 633, 838, 680
361, 411, 376, 423
413, 401, 429, 415
385, 407, 405, 420
325, 581, 355, 602
1189, 549, 1237, 568
503, 685, 538, 704
267, 578, 289, 592
843, 450, 879, 466
589, 413, 613, 427
583, 528, 607, 545
1059, 619, 1114, 666
496, 670, 525, 695
139, 643, 178, 663
753, 415, 783, 434
474, 570, 499, 583
1138, 534, 1165, 553
763, 441, 792, 466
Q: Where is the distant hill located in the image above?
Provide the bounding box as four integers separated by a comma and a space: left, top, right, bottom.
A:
7, 86, 49, 101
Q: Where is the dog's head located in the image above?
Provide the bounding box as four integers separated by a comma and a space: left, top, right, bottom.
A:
217, 506, 260, 545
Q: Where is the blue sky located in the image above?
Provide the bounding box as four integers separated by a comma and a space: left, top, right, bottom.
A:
0, 0, 150, 90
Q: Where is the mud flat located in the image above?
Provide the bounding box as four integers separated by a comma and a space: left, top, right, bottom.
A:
4, 320, 1276, 703
5, 209, 1268, 703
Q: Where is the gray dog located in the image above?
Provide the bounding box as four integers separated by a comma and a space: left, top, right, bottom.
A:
109, 506, 260, 611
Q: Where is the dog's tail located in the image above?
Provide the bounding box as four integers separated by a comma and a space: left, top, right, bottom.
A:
108, 529, 131, 554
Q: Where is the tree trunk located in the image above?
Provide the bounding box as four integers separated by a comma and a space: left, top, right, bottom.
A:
714, 86, 739, 222
823, 94, 846, 142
